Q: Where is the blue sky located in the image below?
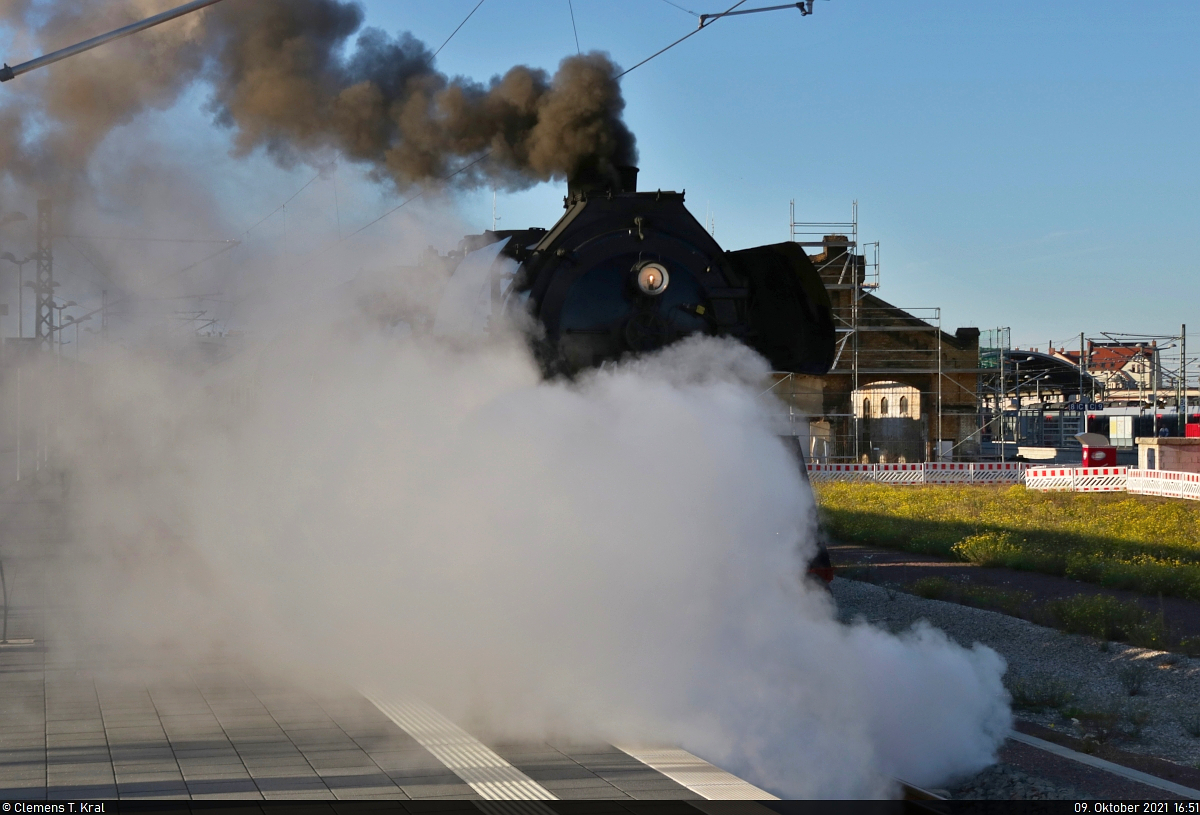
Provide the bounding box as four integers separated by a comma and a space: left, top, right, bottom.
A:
11, 0, 1199, 350
354, 0, 1199, 350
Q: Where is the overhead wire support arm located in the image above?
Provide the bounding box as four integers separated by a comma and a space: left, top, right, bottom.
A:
1, 0, 227, 82
698, 1, 812, 27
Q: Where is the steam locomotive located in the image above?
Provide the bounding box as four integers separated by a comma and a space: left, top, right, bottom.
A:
426, 167, 838, 585
446, 167, 836, 378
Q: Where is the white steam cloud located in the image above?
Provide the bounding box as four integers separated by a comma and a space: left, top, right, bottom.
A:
30, 233, 1011, 799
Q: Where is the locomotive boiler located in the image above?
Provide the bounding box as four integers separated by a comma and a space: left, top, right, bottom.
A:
438, 167, 837, 379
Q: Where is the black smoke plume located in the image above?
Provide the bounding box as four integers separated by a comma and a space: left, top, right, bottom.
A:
0, 0, 638, 193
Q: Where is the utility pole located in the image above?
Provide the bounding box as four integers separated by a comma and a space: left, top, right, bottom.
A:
1079, 332, 1087, 435
1184, 324, 1189, 431
1152, 343, 1159, 437
998, 347, 1006, 461
1178, 327, 1184, 436
35, 200, 54, 351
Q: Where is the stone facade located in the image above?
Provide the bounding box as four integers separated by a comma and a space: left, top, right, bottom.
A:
808, 237, 981, 461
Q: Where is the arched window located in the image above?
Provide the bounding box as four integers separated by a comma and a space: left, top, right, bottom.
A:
880, 397, 889, 416
899, 396, 909, 416
863, 398, 871, 418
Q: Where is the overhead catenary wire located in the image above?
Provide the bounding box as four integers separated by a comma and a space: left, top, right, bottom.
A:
698, 2, 812, 26
58, 235, 238, 245
67, 241, 241, 332
232, 0, 729, 264
61, 236, 121, 292
616, 0, 750, 78
432, 0, 488, 60
322, 0, 762, 245
567, 0, 581, 54
56, 0, 497, 333
218, 0, 775, 313
236, 0, 490, 245
57, 234, 238, 243
61, 0, 781, 328
324, 152, 493, 249
657, 0, 700, 17
217, 152, 493, 314
240, 164, 329, 238
27, 0, 498, 336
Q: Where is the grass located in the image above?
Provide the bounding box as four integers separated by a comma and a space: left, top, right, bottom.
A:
1068, 701, 1154, 743
1179, 707, 1200, 738
1048, 595, 1168, 650
815, 482, 1200, 601
906, 576, 1171, 650
1002, 671, 1155, 746
1117, 662, 1151, 696
1005, 671, 1076, 712
1121, 702, 1153, 740
909, 576, 1035, 618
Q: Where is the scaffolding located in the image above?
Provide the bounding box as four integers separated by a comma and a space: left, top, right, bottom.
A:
785, 202, 970, 463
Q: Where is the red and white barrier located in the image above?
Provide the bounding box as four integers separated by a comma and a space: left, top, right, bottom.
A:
874, 463, 927, 485
973, 462, 1029, 483
806, 463, 877, 483
1074, 467, 1129, 492
811, 460, 1200, 502
1125, 468, 1200, 501
806, 462, 1026, 485
1024, 466, 1127, 492
1023, 468, 1077, 491
924, 462, 975, 484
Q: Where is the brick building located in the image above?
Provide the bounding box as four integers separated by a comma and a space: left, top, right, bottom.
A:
790, 236, 981, 462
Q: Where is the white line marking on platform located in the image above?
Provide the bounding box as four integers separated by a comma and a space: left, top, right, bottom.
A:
365, 694, 558, 802
615, 745, 778, 800
1011, 731, 1200, 799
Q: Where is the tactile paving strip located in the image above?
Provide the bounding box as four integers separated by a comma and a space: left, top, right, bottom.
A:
365, 695, 557, 801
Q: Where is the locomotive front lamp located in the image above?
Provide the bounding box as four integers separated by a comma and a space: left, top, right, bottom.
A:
635, 263, 669, 296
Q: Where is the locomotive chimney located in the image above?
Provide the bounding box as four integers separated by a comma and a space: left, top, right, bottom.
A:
567, 164, 639, 204
617, 166, 638, 193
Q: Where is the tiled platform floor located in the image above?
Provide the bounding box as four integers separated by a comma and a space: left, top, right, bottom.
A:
0, 654, 699, 801
0, 561, 697, 802
0, 483, 711, 802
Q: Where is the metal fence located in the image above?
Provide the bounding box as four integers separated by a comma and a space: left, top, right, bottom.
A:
817, 461, 1200, 502
1124, 469, 1200, 501
1023, 466, 1200, 501
1023, 466, 1128, 492
806, 462, 1027, 485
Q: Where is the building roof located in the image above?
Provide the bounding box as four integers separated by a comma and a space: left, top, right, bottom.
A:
995, 349, 1099, 394
1054, 345, 1154, 372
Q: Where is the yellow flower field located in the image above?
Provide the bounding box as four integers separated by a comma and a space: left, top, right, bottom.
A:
814, 483, 1200, 601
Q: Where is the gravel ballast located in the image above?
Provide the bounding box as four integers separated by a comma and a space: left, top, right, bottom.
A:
830, 577, 1200, 797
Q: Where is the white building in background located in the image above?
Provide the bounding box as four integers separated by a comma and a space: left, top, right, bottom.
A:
851, 381, 925, 463
854, 381, 920, 419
